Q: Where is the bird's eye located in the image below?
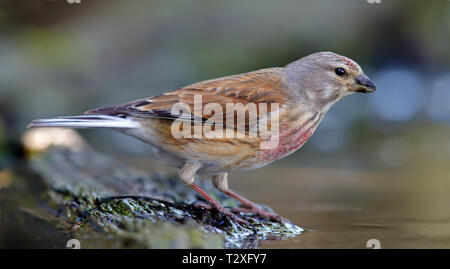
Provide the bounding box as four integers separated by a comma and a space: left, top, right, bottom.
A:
334, 67, 346, 76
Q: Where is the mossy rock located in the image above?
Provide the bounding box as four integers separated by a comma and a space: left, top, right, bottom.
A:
9, 136, 302, 248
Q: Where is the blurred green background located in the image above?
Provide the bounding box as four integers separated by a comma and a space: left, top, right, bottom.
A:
0, 0, 449, 248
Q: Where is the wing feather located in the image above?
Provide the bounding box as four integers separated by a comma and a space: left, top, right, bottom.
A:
86, 68, 286, 131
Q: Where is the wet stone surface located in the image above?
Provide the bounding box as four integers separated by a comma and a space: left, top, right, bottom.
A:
14, 145, 303, 248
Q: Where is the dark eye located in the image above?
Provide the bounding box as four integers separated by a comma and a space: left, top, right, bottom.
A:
335, 67, 346, 76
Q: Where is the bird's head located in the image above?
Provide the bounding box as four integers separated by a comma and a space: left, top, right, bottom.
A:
283, 51, 376, 110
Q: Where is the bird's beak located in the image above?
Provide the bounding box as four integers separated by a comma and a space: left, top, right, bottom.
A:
352, 74, 376, 93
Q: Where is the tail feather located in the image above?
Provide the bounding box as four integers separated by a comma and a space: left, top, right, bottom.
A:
28, 115, 140, 129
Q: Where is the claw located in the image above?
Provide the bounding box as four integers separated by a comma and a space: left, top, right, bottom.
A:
191, 201, 253, 228
232, 206, 287, 222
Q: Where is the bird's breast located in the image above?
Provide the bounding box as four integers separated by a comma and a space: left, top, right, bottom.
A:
260, 111, 321, 163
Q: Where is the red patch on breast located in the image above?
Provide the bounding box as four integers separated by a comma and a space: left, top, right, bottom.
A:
262, 124, 314, 162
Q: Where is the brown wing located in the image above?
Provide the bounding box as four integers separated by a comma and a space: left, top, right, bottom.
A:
86, 68, 286, 129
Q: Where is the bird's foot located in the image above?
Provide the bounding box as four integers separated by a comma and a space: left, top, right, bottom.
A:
232, 206, 287, 223
191, 201, 253, 228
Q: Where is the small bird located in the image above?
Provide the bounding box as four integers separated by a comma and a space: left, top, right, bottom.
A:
29, 52, 376, 226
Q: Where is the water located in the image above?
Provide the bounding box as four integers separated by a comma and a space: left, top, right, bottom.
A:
233, 161, 450, 248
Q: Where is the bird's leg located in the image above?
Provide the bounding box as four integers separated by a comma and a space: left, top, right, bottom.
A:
213, 173, 285, 222
179, 162, 250, 226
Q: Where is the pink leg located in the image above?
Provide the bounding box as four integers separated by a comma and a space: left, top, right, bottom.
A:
224, 189, 285, 222
212, 173, 285, 222
179, 162, 251, 227
189, 183, 251, 227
